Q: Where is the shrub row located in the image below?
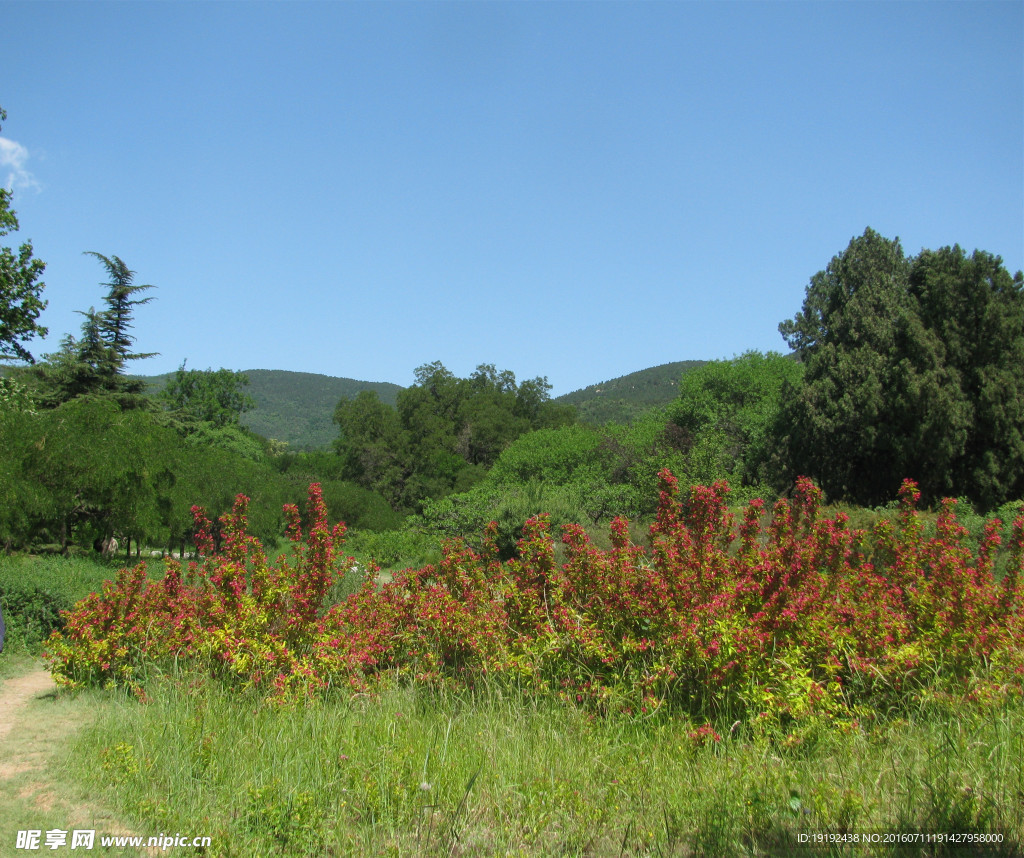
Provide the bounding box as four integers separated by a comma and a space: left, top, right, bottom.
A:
47, 475, 1024, 721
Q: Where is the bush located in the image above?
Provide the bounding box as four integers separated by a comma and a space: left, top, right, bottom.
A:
420, 480, 604, 560
46, 476, 1024, 722
343, 527, 442, 573
487, 425, 607, 486
313, 479, 404, 533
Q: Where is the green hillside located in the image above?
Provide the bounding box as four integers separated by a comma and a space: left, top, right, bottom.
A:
555, 360, 707, 425
132, 361, 708, 449
241, 370, 403, 449
140, 369, 403, 450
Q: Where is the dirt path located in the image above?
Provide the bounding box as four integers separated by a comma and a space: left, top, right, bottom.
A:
0, 667, 60, 781
0, 664, 155, 854
0, 668, 57, 747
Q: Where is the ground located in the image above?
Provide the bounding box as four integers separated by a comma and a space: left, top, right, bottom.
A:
0, 661, 156, 856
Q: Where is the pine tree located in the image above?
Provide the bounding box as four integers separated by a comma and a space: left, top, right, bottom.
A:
31, 254, 157, 406
776, 228, 1024, 509
86, 252, 157, 374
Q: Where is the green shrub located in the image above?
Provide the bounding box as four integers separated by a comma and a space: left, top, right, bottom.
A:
487, 425, 608, 486
343, 527, 442, 573
0, 555, 120, 652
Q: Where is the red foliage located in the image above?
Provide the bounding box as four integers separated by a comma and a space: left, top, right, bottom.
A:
47, 475, 1024, 716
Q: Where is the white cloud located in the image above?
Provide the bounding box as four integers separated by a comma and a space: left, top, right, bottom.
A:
0, 137, 39, 192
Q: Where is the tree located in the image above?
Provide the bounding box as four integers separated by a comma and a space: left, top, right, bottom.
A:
776, 229, 918, 505
776, 228, 1024, 509
34, 308, 109, 402
17, 398, 167, 552
334, 390, 412, 508
487, 424, 607, 486
87, 251, 156, 378
334, 362, 575, 513
30, 253, 156, 405
667, 351, 803, 489
0, 405, 49, 548
907, 246, 1024, 508
0, 107, 47, 364
160, 363, 255, 428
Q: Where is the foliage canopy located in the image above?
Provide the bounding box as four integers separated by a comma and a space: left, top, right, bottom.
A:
777, 228, 1024, 509
159, 363, 255, 428
334, 362, 575, 512
0, 106, 48, 365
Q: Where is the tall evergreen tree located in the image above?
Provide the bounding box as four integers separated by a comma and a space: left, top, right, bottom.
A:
776, 228, 1024, 509
87, 251, 157, 374
32, 254, 156, 405
908, 246, 1024, 509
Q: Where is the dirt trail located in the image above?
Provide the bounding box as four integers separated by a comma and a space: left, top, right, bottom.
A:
0, 667, 61, 789
0, 668, 57, 745
0, 665, 155, 854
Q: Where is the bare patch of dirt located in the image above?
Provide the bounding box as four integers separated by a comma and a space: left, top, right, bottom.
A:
0, 669, 57, 740
0, 664, 159, 855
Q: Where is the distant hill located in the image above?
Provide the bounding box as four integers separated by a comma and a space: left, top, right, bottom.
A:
555, 360, 707, 425
240, 370, 403, 449
140, 369, 403, 450
133, 360, 707, 449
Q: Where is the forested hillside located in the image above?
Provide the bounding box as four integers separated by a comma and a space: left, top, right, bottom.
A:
141, 369, 403, 450
242, 370, 402, 448
556, 360, 707, 425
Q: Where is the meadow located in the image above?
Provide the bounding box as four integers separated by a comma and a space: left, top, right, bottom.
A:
61, 668, 1024, 857
2, 474, 1023, 856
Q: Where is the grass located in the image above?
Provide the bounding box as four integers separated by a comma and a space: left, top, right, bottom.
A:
0, 554, 127, 654
0, 658, 150, 856
60, 670, 1023, 857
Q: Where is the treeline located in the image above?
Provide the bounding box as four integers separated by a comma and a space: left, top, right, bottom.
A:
330, 228, 1024, 559
2, 103, 1022, 558
0, 275, 406, 550
333, 361, 575, 512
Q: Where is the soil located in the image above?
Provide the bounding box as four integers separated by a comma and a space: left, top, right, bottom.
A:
0, 664, 156, 855
0, 667, 60, 779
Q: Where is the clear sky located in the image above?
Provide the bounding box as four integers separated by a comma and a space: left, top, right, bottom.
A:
2, 1, 1021, 397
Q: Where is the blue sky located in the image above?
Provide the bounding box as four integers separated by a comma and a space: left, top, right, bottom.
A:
2, 1, 1021, 397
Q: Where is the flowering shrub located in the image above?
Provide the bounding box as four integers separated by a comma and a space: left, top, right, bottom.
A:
47, 475, 1024, 720
47, 483, 355, 698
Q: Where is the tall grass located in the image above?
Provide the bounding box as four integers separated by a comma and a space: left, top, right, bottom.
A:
66, 670, 1023, 857
0, 554, 123, 654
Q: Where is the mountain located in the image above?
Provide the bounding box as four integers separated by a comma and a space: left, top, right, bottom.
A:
554, 360, 707, 425
239, 370, 404, 449
140, 369, 403, 450
134, 360, 706, 449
